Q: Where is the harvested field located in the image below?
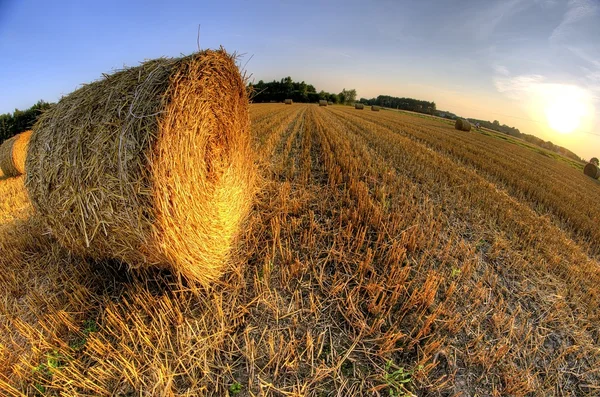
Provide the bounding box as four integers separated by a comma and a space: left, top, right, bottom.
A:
1, 103, 599, 396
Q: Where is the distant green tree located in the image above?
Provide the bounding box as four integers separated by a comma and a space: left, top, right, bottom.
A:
247, 78, 353, 104
339, 88, 357, 105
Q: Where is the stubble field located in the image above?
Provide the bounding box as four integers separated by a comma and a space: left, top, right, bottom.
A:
1, 103, 599, 396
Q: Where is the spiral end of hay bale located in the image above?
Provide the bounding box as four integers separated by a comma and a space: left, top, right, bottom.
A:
150, 51, 255, 284
26, 49, 255, 286
12, 130, 32, 175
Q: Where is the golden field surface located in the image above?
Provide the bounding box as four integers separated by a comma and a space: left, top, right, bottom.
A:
1, 103, 600, 396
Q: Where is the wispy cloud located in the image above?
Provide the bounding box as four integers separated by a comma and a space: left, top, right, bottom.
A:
550, 0, 598, 42
452, 0, 526, 41
494, 72, 545, 100
493, 65, 510, 77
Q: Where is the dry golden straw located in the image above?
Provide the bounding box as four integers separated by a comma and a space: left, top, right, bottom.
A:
12, 130, 32, 175
25, 49, 255, 285
455, 118, 471, 131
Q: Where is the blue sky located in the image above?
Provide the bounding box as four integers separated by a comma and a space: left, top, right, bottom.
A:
1, 0, 598, 159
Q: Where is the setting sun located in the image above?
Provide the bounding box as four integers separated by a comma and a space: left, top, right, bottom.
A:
542, 85, 590, 134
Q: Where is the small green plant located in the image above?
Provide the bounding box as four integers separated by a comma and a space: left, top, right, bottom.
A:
32, 363, 51, 377
451, 267, 461, 278
70, 318, 99, 351
229, 382, 242, 395
83, 319, 98, 334
33, 350, 67, 378
383, 360, 421, 397
33, 383, 46, 395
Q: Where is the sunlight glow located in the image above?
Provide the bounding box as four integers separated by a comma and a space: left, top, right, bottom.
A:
542, 85, 589, 134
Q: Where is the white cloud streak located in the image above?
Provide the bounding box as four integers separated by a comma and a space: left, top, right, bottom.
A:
550, 0, 598, 42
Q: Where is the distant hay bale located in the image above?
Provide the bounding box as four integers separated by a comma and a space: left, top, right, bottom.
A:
355, 103, 364, 109
371, 106, 380, 111
584, 163, 600, 179
25, 49, 255, 286
0, 136, 18, 178
0, 130, 32, 178
590, 157, 599, 166
327, 101, 333, 105
319, 100, 328, 106
284, 99, 293, 105
455, 118, 471, 131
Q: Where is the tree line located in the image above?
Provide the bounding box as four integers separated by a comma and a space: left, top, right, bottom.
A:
248, 77, 357, 105
0, 100, 53, 143
468, 118, 583, 162
359, 95, 436, 115
468, 118, 521, 137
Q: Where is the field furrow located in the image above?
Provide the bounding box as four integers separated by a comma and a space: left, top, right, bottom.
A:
331, 106, 600, 258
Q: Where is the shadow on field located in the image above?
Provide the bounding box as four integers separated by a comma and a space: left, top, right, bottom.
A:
0, 213, 184, 391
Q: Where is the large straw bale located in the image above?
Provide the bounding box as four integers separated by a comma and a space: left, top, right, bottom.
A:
284, 99, 293, 105
25, 49, 255, 285
319, 100, 328, 107
355, 103, 364, 109
371, 106, 380, 111
455, 118, 471, 132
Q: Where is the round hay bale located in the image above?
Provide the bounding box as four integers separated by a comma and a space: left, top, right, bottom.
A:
0, 130, 30, 178
355, 103, 364, 110
0, 135, 19, 177
284, 99, 293, 105
584, 163, 600, 179
327, 101, 333, 105
319, 100, 328, 107
371, 106, 380, 111
455, 118, 471, 131
590, 157, 599, 166
26, 49, 255, 286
